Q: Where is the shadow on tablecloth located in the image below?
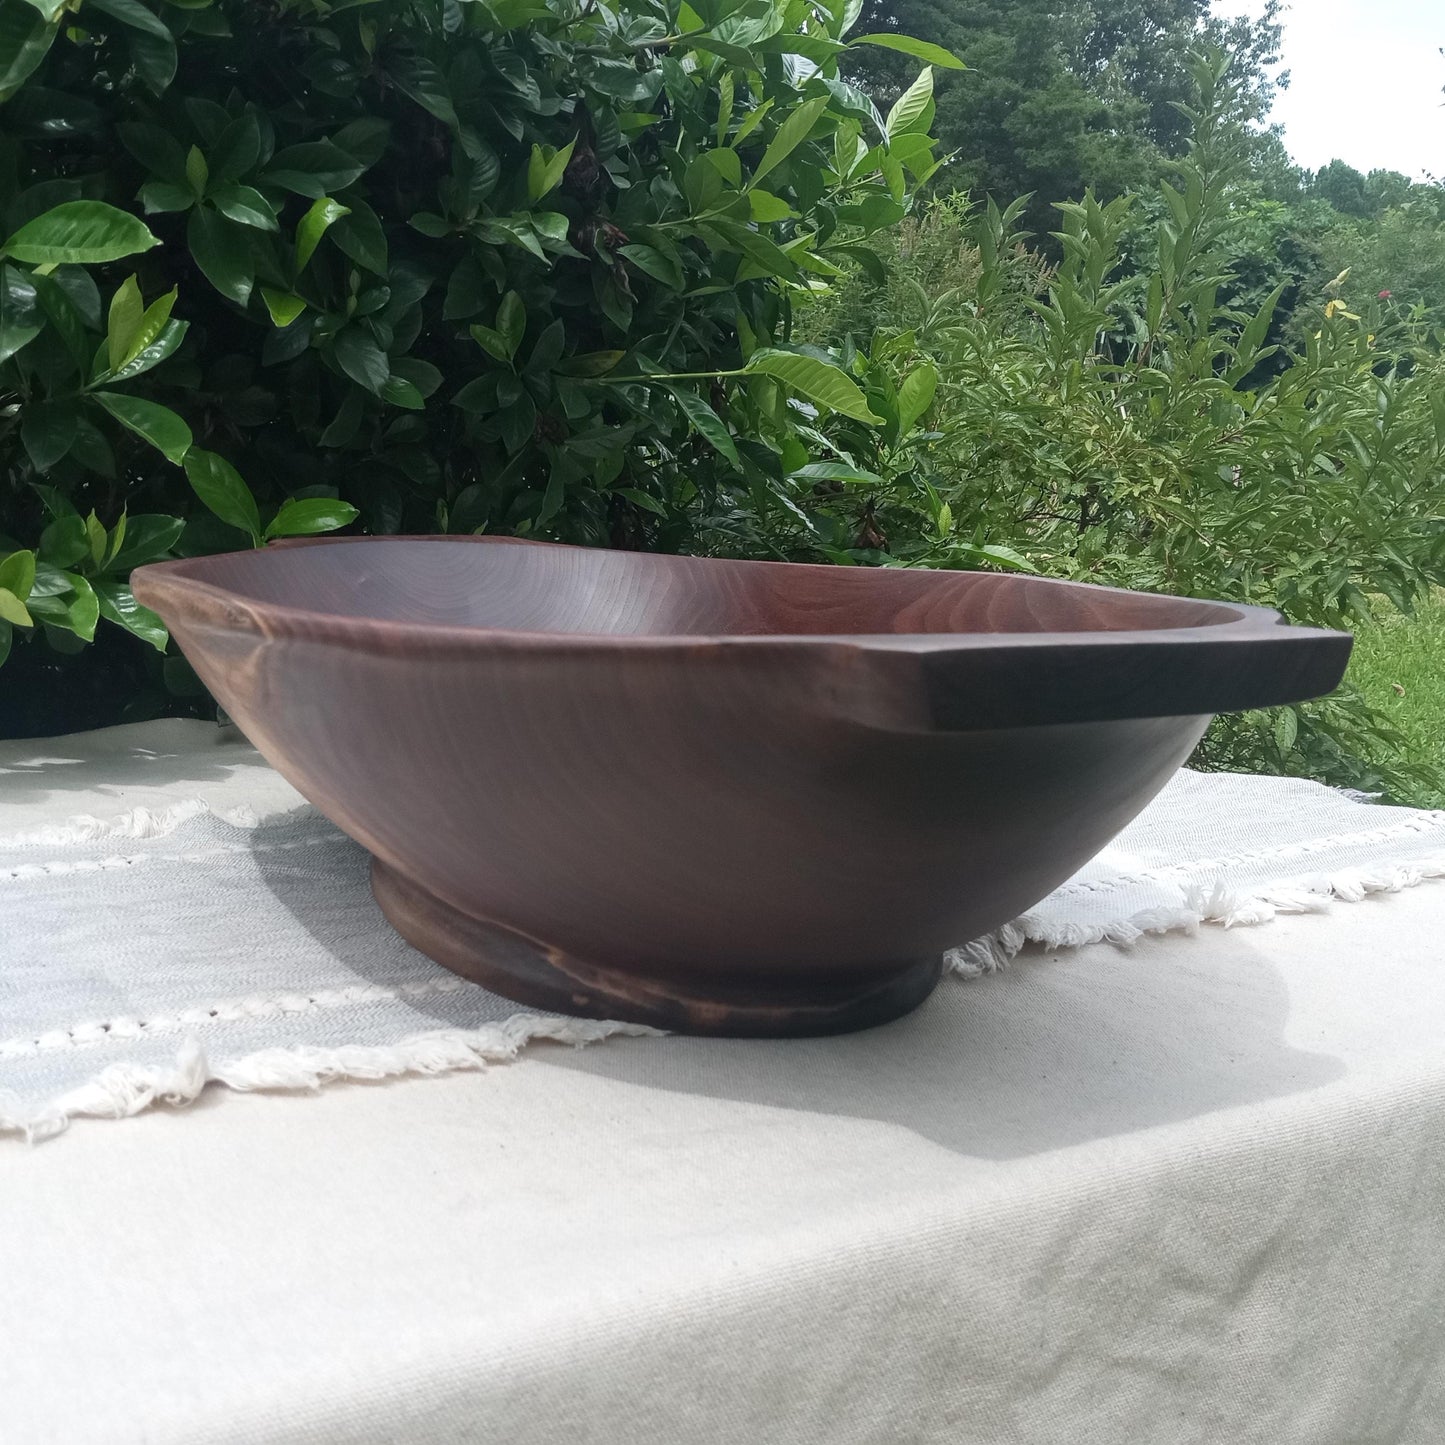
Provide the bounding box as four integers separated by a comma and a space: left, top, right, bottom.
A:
245, 798, 1346, 1161
536, 933, 1345, 1161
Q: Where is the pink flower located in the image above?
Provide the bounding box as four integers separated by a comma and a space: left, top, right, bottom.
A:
1378, 289, 1393, 299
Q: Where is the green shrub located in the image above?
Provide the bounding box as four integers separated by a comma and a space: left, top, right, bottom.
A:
800, 53, 1445, 802
0, 0, 952, 730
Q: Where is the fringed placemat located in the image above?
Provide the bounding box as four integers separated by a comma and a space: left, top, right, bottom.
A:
5, 771, 1443, 1139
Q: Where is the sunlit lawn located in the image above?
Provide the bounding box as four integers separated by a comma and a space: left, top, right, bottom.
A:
1347, 593, 1445, 809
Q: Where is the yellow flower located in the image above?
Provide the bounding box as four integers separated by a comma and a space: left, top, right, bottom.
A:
1324, 299, 1361, 321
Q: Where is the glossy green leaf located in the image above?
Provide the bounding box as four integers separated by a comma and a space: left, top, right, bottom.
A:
84, 509, 107, 566
379, 375, 424, 409
3, 201, 158, 266
748, 190, 794, 223
100, 317, 187, 383
756, 32, 847, 63
850, 34, 964, 69
94, 579, 168, 650
526, 137, 575, 201
496, 290, 526, 353
330, 117, 390, 169
0, 262, 41, 362
210, 183, 277, 231
28, 572, 98, 640
330, 201, 387, 275
264, 141, 365, 197
684, 33, 753, 67
109, 513, 184, 571
703, 148, 742, 187
743, 349, 883, 424
209, 111, 262, 182
92, 391, 193, 464
264, 496, 359, 538
295, 196, 350, 271
68, 574, 101, 640
30, 552, 80, 589
140, 181, 195, 214
38, 514, 87, 568
260, 287, 306, 327
332, 325, 389, 393
0, 0, 57, 103
704, 220, 797, 278
469, 323, 512, 363
824, 243, 887, 285
389, 356, 442, 396
0, 548, 36, 601
528, 212, 572, 249
105, 512, 128, 566
0, 586, 31, 628
752, 96, 828, 184
106, 274, 145, 371
612, 487, 667, 516
885, 67, 933, 139
185, 143, 209, 197
732, 100, 773, 147
132, 285, 177, 353
619, 243, 683, 290
187, 206, 253, 305
669, 385, 739, 467
684, 154, 724, 215
183, 447, 260, 540
790, 461, 887, 486
392, 57, 456, 126
896, 362, 938, 432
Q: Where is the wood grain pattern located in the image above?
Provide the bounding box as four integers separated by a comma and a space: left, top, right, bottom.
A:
132, 537, 1352, 1035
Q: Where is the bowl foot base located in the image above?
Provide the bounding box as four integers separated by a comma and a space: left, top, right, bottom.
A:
370, 859, 943, 1037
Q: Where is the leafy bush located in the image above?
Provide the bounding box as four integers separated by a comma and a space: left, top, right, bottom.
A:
800, 53, 1445, 802
0, 0, 952, 732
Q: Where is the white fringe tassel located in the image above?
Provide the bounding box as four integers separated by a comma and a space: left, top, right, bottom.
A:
0, 1016, 659, 1144
944, 853, 1445, 979
0, 797, 275, 848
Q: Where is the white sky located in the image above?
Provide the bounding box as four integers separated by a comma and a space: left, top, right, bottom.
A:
1213, 0, 1445, 179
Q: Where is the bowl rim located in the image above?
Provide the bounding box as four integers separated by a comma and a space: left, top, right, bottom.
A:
131, 536, 1355, 725
132, 533, 1322, 653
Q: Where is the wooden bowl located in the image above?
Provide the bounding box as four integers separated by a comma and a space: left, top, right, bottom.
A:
133, 537, 1351, 1036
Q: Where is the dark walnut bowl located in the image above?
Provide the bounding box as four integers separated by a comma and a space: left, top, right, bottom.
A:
133, 537, 1351, 1036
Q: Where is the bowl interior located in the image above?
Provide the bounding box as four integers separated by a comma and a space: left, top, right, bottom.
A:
177, 539, 1244, 638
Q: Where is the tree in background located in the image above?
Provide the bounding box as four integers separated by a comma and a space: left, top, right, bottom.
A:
848, 0, 1286, 225
1307, 189, 1445, 329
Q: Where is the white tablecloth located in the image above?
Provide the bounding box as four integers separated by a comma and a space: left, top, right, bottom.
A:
2, 722, 1444, 1444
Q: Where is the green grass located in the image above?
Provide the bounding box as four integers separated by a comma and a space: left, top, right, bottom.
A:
1348, 592, 1445, 808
